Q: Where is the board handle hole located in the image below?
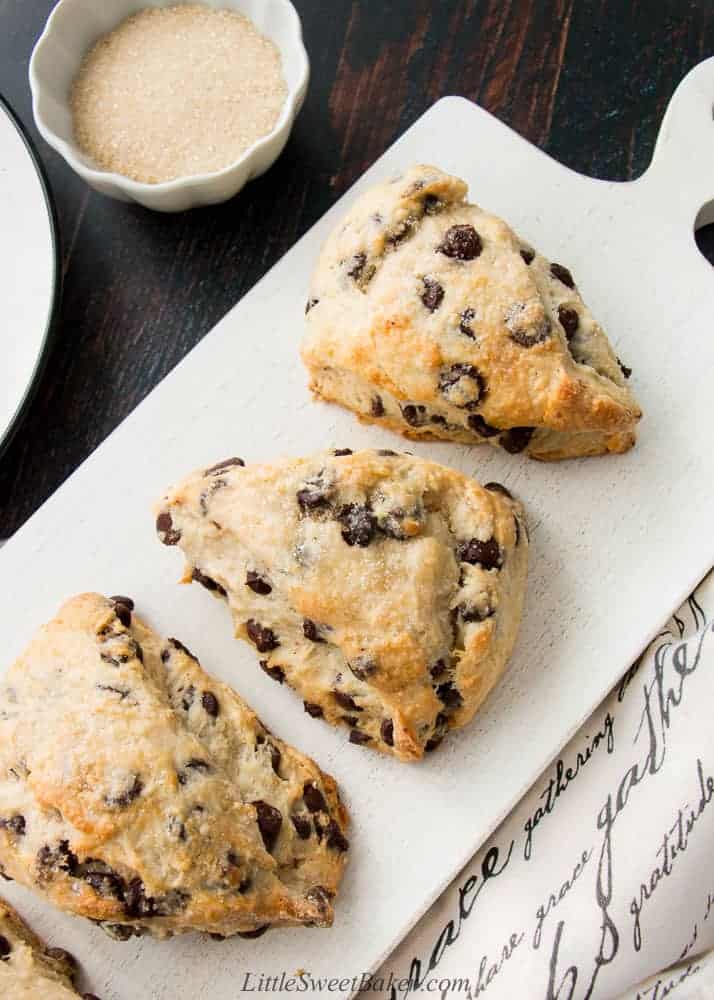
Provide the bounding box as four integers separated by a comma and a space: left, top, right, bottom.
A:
695, 201, 714, 266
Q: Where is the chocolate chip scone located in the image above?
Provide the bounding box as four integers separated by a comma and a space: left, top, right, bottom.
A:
156, 449, 528, 761
301, 165, 642, 460
0, 594, 348, 941
0, 896, 98, 999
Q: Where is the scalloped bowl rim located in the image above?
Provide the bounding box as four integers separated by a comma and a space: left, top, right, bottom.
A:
29, 0, 309, 196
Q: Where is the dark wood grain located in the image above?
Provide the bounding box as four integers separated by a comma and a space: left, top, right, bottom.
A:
1, 0, 713, 535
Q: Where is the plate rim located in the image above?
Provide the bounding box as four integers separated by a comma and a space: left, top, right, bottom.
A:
0, 92, 62, 462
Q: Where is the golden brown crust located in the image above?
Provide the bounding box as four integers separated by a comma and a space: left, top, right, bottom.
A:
0, 595, 348, 940
301, 164, 641, 460
155, 449, 529, 761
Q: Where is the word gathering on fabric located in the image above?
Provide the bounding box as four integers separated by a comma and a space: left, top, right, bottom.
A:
369, 582, 714, 1000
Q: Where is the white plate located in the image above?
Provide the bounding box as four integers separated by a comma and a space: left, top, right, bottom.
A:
0, 60, 713, 1000
0, 96, 59, 458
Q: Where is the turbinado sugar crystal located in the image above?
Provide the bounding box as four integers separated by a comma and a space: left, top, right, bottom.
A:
71, 4, 288, 184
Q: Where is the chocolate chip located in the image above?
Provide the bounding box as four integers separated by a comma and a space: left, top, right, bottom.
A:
430, 414, 447, 426
349, 729, 371, 745
111, 601, 132, 628
110, 595, 134, 611
468, 414, 500, 437
349, 656, 377, 681
500, 426, 534, 454
456, 537, 502, 570
0, 814, 25, 836
484, 482, 513, 499
377, 448, 397, 456
104, 776, 143, 810
401, 403, 428, 427
303, 782, 328, 814
505, 302, 551, 347
346, 252, 376, 286
520, 247, 535, 265
297, 472, 333, 512
341, 715, 359, 727
124, 878, 153, 917
423, 193, 442, 214
259, 660, 285, 684
252, 801, 282, 852
333, 690, 361, 712
421, 276, 444, 311
337, 503, 377, 547
192, 567, 227, 597
305, 297, 319, 314
371, 395, 385, 418
0, 935, 11, 960
156, 511, 181, 546
557, 305, 579, 340
333, 448, 353, 456
37, 840, 78, 876
246, 620, 280, 652
438, 224, 482, 260
438, 363, 486, 409
205, 457, 245, 475
550, 262, 575, 288
325, 820, 350, 852
201, 692, 219, 718
430, 659, 447, 679
436, 682, 463, 710
246, 570, 272, 595
303, 619, 326, 643
459, 307, 476, 337
347, 252, 366, 279
425, 734, 444, 753
291, 815, 312, 839
303, 701, 324, 718
618, 357, 632, 379
380, 719, 394, 746
238, 925, 270, 939
514, 515, 521, 546
386, 215, 419, 248
76, 859, 126, 900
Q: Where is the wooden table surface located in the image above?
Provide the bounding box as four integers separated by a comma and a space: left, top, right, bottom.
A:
1, 0, 713, 535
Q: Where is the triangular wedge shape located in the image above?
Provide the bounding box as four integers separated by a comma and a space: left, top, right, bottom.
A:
301, 165, 641, 460
0, 594, 348, 940
0, 896, 85, 998
156, 449, 528, 761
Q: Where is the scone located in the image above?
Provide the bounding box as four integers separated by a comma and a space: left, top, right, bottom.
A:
0, 896, 98, 999
155, 449, 528, 761
0, 594, 348, 940
301, 164, 641, 460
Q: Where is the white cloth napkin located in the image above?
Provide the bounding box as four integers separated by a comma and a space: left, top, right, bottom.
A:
365, 571, 714, 999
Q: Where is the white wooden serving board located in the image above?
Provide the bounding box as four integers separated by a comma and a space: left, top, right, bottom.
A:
1, 59, 714, 1000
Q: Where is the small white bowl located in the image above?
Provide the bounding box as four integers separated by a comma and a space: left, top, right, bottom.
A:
29, 0, 309, 212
